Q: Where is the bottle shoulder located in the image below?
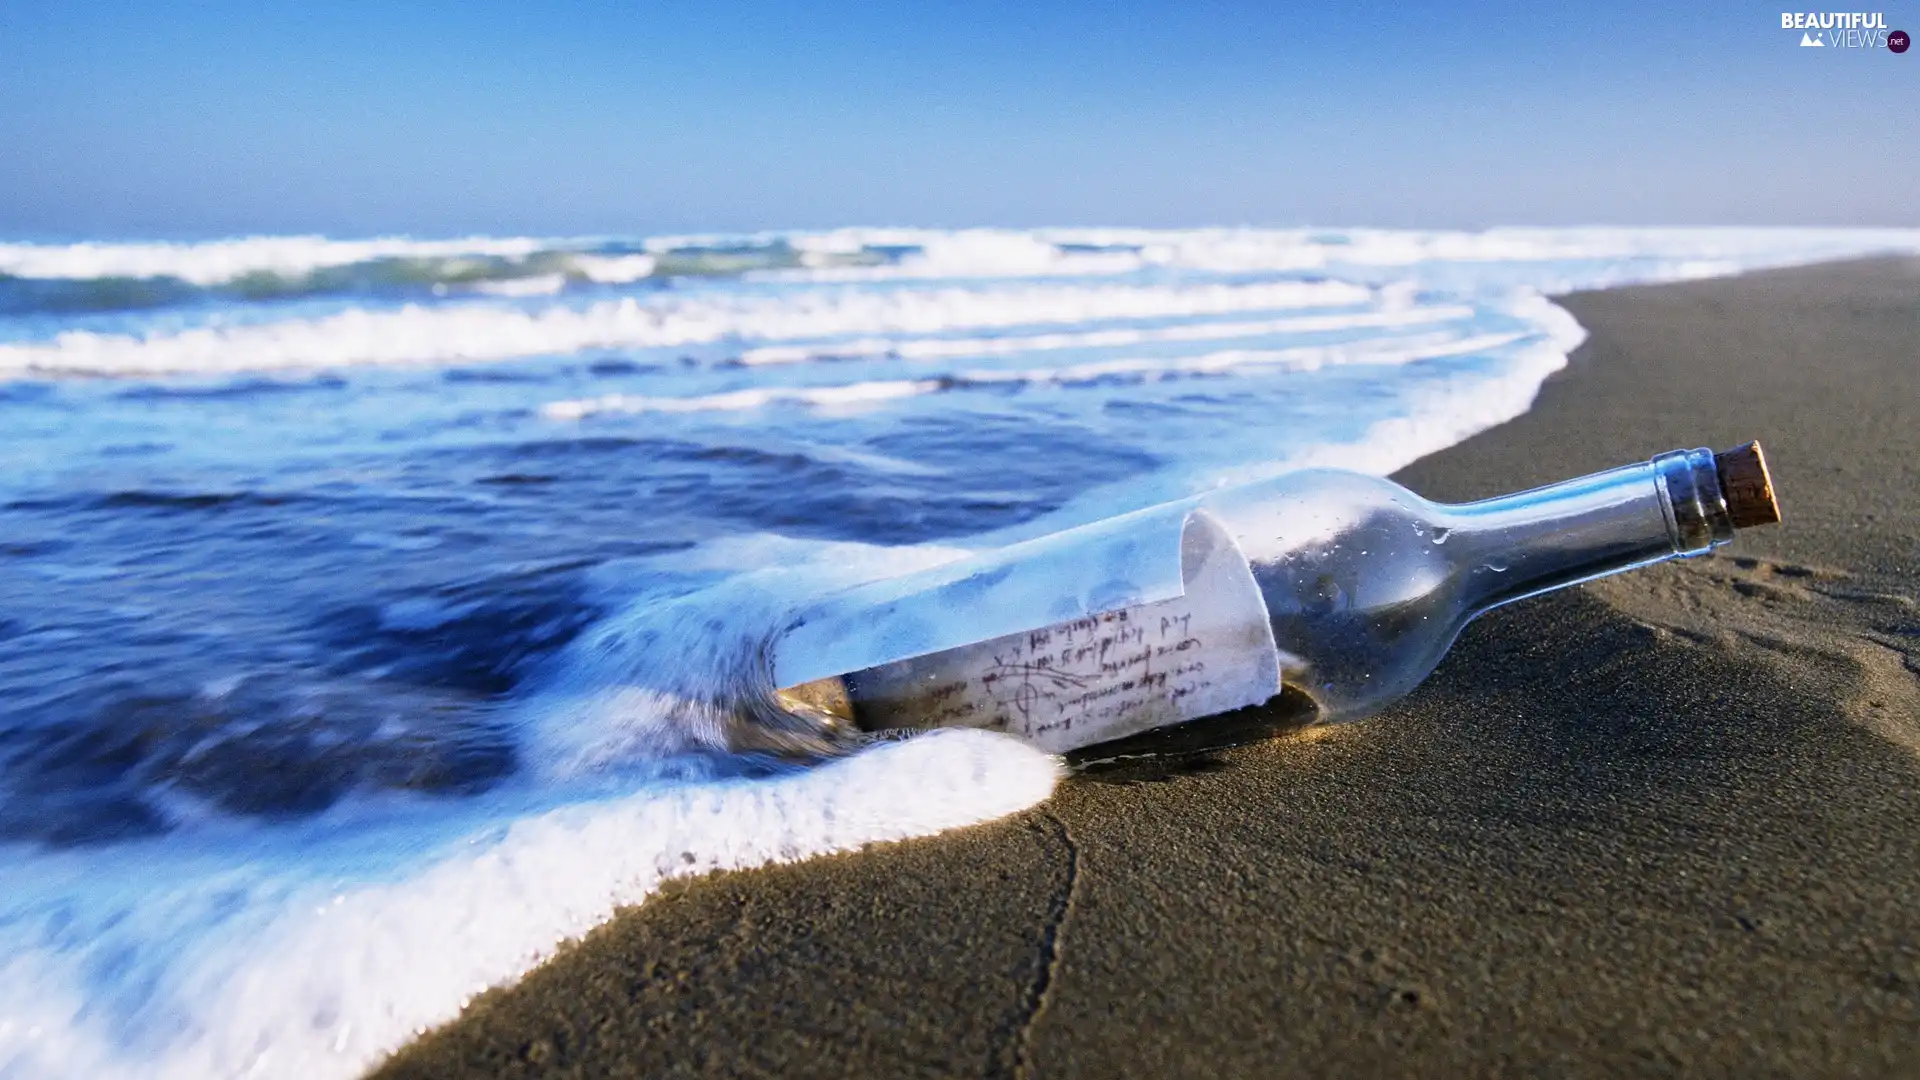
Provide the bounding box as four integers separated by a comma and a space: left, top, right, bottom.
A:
1197, 469, 1469, 721
1197, 468, 1443, 567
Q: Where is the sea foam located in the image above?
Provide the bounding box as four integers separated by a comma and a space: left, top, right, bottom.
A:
0, 279, 1372, 377
539, 328, 1530, 420
5, 226, 1920, 1080
0, 235, 555, 285
0, 730, 1060, 1080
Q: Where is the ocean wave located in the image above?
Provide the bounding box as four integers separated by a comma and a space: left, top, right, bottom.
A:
0, 297, 1583, 1077
733, 302, 1476, 366
671, 225, 1920, 281
0, 231, 909, 315
540, 328, 1531, 418
0, 279, 1373, 377
8, 227, 1915, 316
10, 225, 1920, 1080
0, 239, 677, 315
0, 728, 1061, 1080
542, 379, 948, 418
0, 235, 555, 284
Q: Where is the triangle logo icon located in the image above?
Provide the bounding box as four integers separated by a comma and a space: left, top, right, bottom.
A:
1801, 31, 1824, 45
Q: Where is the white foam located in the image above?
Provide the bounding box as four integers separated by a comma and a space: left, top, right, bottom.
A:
542, 379, 943, 419
991, 329, 1526, 383
1263, 339, 1573, 479
734, 303, 1477, 366
0, 279, 1371, 377
469, 273, 570, 298
540, 328, 1528, 419
12, 225, 1920, 1080
0, 730, 1060, 1080
860, 230, 1143, 278
755, 225, 1920, 281
0, 235, 557, 285
6, 227, 1916, 294
572, 254, 660, 283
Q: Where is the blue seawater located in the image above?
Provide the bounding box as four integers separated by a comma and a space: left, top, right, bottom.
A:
2, 226, 1917, 1078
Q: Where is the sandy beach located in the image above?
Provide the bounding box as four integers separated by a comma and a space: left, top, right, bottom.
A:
374, 257, 1920, 1079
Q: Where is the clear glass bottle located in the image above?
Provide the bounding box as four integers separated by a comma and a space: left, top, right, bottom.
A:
773, 443, 1780, 765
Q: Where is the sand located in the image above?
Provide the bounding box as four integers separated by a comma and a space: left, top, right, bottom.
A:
374, 257, 1920, 1079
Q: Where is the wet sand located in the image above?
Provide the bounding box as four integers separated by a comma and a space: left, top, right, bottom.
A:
375, 257, 1920, 1078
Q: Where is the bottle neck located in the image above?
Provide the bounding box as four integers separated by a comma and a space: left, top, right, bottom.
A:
1444, 448, 1736, 617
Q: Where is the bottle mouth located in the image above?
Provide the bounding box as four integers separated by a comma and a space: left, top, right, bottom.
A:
1653, 447, 1737, 553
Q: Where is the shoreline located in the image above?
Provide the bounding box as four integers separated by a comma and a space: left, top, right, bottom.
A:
375, 256, 1920, 1079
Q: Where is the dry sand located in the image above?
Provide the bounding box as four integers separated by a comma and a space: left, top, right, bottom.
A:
375, 257, 1920, 1079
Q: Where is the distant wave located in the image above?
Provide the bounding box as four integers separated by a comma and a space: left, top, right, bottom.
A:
7, 226, 1917, 315
7, 223, 1915, 376
0, 279, 1374, 376
0, 235, 828, 314
628, 224, 1920, 279
0, 235, 557, 283
0, 242, 665, 315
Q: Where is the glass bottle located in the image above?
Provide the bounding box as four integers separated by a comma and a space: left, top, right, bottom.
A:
772, 443, 1780, 766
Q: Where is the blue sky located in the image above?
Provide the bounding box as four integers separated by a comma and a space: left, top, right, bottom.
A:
1, 0, 1914, 238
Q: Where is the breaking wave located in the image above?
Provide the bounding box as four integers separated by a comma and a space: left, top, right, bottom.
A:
6, 225, 1917, 316
5, 225, 1920, 1080
0, 279, 1373, 376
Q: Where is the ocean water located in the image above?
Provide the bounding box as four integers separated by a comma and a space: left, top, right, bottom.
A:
3, 226, 1918, 1077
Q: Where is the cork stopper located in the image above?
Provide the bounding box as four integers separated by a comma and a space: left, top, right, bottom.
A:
1714, 441, 1780, 529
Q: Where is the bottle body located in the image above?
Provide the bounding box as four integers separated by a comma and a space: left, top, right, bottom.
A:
1218, 446, 1737, 725
773, 445, 1775, 761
